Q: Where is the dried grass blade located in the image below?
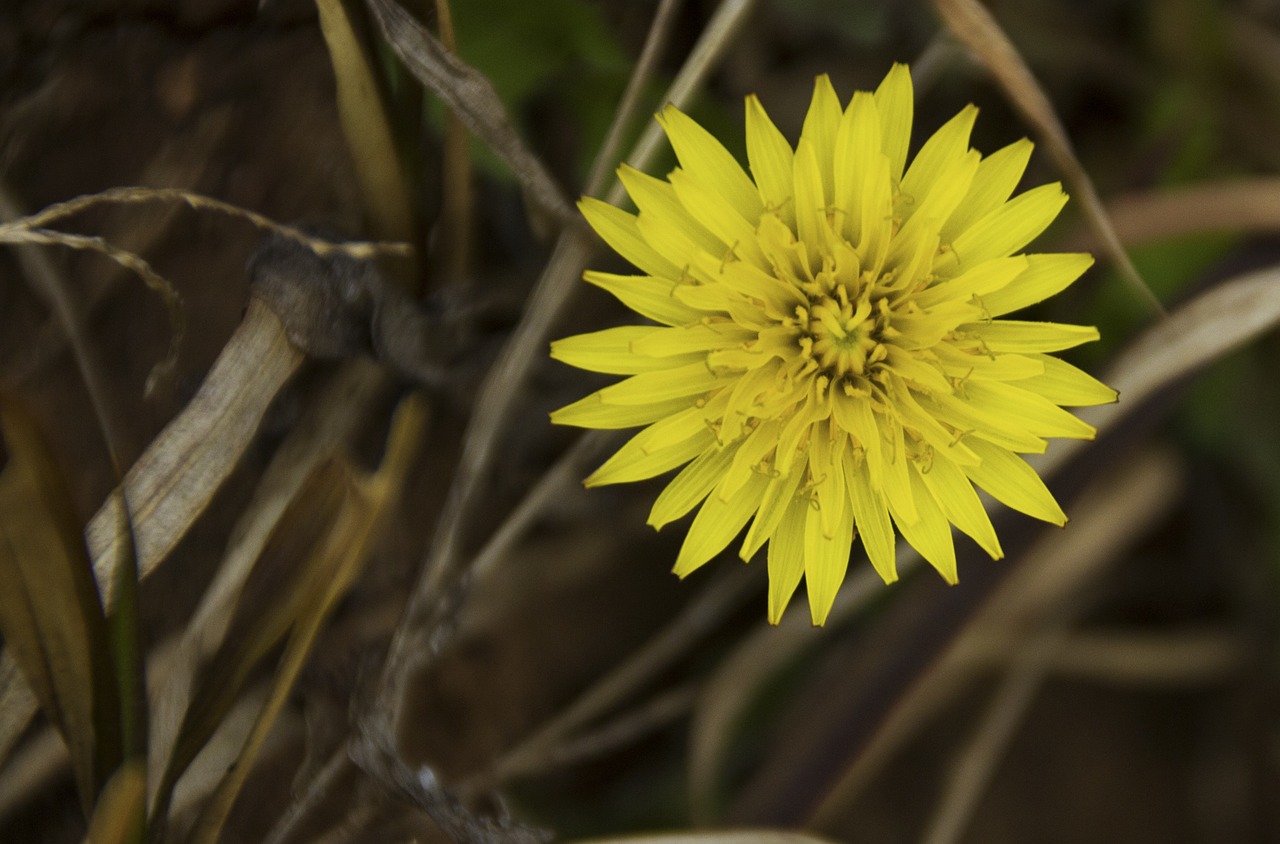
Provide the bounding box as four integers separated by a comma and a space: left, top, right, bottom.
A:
779, 451, 1181, 830
0, 656, 40, 765
146, 360, 391, 803
479, 566, 755, 792
6, 187, 410, 260
0, 182, 185, 394
1076, 263, 1280, 450
316, 0, 416, 243
0, 401, 122, 815
149, 460, 352, 822
584, 0, 685, 198
4, 287, 306, 781
365, 0, 575, 228
182, 395, 427, 844
686, 568, 885, 824
914, 451, 1181, 844
85, 299, 304, 606
432, 0, 474, 282
931, 0, 1164, 317
1065, 178, 1280, 250
566, 833, 839, 844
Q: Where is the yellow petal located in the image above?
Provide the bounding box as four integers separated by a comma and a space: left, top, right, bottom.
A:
921, 452, 1002, 559
580, 197, 680, 279
756, 212, 808, 284
807, 424, 846, 537
899, 104, 977, 221
922, 390, 1048, 453
720, 362, 786, 434
879, 416, 918, 524
741, 465, 804, 560
618, 165, 724, 255
963, 320, 1100, 353
657, 105, 762, 221
551, 392, 693, 429
717, 419, 780, 495
636, 205, 719, 273
669, 169, 768, 268
805, 479, 854, 625
799, 74, 843, 204
672, 282, 767, 329
649, 443, 738, 529
832, 389, 884, 489
586, 421, 714, 486
845, 457, 897, 582
935, 344, 1045, 381
1013, 355, 1118, 406
833, 91, 881, 244
792, 139, 832, 259
673, 471, 769, 578
694, 252, 806, 317
914, 148, 982, 228
745, 94, 795, 223
629, 320, 755, 358
584, 271, 698, 327
596, 360, 724, 405
551, 326, 697, 374
873, 62, 913, 184
915, 255, 1029, 310
982, 253, 1094, 317
773, 386, 825, 477
766, 496, 809, 624
941, 138, 1034, 242
962, 380, 1096, 441
883, 346, 955, 395
892, 463, 957, 583
887, 148, 980, 288
884, 377, 980, 466
857, 153, 894, 275
963, 437, 1067, 525
940, 183, 1068, 275
883, 220, 940, 298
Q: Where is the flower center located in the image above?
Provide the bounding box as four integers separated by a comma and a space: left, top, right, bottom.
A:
800, 284, 880, 380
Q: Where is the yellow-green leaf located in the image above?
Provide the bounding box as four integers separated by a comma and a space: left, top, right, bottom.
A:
0, 400, 122, 816
86, 761, 145, 844
316, 0, 415, 243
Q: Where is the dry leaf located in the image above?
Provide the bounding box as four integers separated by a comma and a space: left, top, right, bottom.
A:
85, 299, 303, 605
365, 0, 575, 229
566, 833, 840, 844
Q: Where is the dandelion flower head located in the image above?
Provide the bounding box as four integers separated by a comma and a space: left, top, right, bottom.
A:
551, 65, 1116, 625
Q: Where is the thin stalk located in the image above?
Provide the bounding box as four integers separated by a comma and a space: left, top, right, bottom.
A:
584, 0, 686, 198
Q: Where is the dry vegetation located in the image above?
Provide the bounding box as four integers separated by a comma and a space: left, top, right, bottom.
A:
2, 0, 1280, 842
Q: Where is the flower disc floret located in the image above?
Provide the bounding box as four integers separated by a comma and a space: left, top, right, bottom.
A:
550, 65, 1117, 625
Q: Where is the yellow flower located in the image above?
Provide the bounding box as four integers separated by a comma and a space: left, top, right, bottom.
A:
551, 65, 1116, 625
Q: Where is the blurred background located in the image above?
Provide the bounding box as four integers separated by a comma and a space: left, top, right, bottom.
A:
2, 1, 1280, 842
